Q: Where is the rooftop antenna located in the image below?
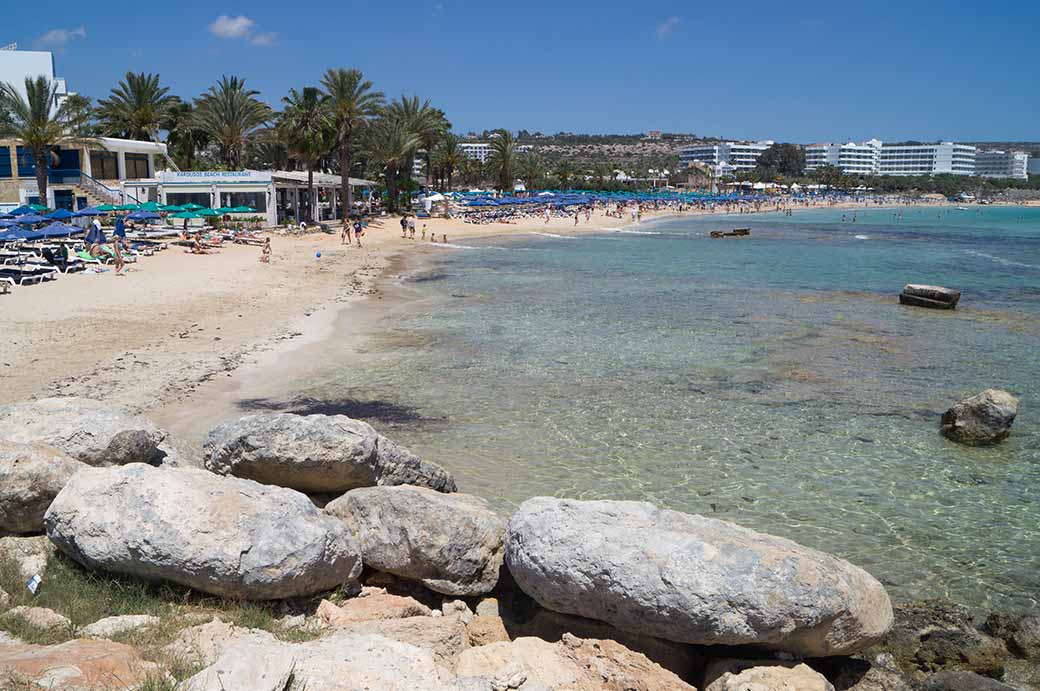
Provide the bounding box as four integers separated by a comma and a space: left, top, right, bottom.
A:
0, 43, 17, 51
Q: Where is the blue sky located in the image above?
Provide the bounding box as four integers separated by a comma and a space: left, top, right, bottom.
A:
5, 0, 1038, 142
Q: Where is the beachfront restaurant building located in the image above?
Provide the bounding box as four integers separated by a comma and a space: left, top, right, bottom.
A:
121, 170, 377, 227
0, 137, 169, 209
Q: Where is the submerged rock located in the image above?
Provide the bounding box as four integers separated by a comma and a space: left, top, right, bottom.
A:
203, 412, 456, 494
45, 464, 361, 600
0, 440, 84, 535
325, 485, 505, 596
505, 497, 893, 657
0, 397, 167, 466
940, 389, 1019, 446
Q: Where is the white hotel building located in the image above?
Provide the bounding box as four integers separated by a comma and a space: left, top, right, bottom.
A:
804, 140, 882, 175
975, 150, 1029, 180
878, 142, 977, 176
678, 141, 773, 175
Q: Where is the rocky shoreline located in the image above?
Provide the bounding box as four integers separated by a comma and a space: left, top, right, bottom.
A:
0, 397, 1036, 689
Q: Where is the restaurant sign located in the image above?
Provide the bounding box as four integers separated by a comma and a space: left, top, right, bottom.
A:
158, 171, 272, 184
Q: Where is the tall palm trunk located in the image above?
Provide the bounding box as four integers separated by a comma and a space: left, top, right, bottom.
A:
339, 146, 352, 220
307, 166, 316, 223
33, 146, 48, 206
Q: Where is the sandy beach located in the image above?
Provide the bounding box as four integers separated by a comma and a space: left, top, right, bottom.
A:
0, 198, 944, 462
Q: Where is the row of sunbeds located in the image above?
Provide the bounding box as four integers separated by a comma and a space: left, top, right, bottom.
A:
0, 237, 170, 290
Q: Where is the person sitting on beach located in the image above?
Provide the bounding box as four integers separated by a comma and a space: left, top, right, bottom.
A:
260, 237, 271, 263
190, 232, 207, 255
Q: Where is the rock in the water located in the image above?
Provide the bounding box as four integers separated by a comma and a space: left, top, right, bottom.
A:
325, 485, 505, 596
79, 614, 160, 639
705, 662, 834, 691
0, 397, 166, 466
506, 497, 892, 656
44, 464, 361, 600
181, 630, 458, 691
0, 535, 54, 580
3, 606, 71, 631
922, 670, 1017, 691
882, 600, 1009, 679
940, 390, 1019, 446
984, 612, 1040, 659
203, 412, 456, 494
317, 589, 432, 625
0, 638, 159, 690
0, 440, 85, 535
456, 634, 695, 691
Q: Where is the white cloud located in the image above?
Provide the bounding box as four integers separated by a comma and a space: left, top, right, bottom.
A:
33, 26, 86, 51
250, 31, 278, 47
209, 15, 255, 39
656, 16, 680, 39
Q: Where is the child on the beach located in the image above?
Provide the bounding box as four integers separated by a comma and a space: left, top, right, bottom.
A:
260, 237, 271, 263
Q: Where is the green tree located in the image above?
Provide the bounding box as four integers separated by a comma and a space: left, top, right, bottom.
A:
433, 134, 463, 191
755, 143, 805, 178
58, 94, 95, 138
160, 101, 210, 170
95, 72, 177, 141
365, 115, 420, 212
518, 153, 543, 192
279, 87, 332, 223
321, 68, 384, 218
487, 129, 518, 192
193, 76, 272, 168
0, 76, 86, 206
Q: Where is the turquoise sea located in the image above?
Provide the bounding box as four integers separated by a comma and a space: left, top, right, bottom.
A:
289, 206, 1040, 611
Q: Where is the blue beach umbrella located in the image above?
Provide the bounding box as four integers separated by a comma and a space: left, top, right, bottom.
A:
0, 227, 33, 242
127, 211, 161, 221
73, 206, 106, 217
14, 213, 49, 224
48, 209, 76, 220
7, 205, 35, 216
38, 221, 78, 238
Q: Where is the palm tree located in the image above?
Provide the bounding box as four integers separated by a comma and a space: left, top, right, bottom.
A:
434, 134, 463, 191
58, 94, 95, 138
193, 76, 272, 168
365, 115, 420, 213
279, 87, 331, 223
160, 101, 210, 170
95, 72, 176, 141
554, 160, 575, 190
0, 76, 85, 205
518, 154, 543, 193
386, 96, 444, 185
321, 68, 383, 219
487, 129, 518, 192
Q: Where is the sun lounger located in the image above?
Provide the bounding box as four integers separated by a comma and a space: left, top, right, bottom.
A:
76, 250, 109, 264
0, 267, 56, 286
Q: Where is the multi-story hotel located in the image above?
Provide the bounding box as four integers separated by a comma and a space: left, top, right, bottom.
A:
975, 150, 1030, 180
804, 140, 882, 175
678, 141, 774, 173
878, 142, 976, 176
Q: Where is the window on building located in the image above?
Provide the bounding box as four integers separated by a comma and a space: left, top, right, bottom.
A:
90, 151, 119, 180
0, 148, 11, 178
125, 153, 150, 179
165, 192, 213, 208
16, 146, 38, 177
219, 191, 267, 212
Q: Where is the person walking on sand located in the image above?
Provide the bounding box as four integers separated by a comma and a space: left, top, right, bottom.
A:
112, 235, 125, 275
421, 223, 427, 240
356, 222, 365, 248
408, 215, 416, 239
400, 216, 408, 238
260, 237, 271, 263
544, 207, 551, 224
574, 210, 580, 226
341, 223, 350, 245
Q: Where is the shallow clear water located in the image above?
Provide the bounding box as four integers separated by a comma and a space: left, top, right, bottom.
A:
297, 206, 1040, 611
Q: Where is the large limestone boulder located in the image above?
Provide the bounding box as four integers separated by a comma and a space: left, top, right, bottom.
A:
3, 606, 71, 632
0, 441, 85, 535
506, 497, 893, 657
0, 397, 167, 466
44, 464, 362, 600
317, 589, 432, 625
339, 615, 468, 668
704, 662, 834, 691
455, 633, 695, 691
203, 412, 456, 494
0, 638, 159, 690
940, 389, 1019, 445
325, 485, 505, 596
181, 631, 459, 691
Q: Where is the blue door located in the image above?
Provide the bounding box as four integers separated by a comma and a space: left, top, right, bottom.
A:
54, 190, 74, 211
